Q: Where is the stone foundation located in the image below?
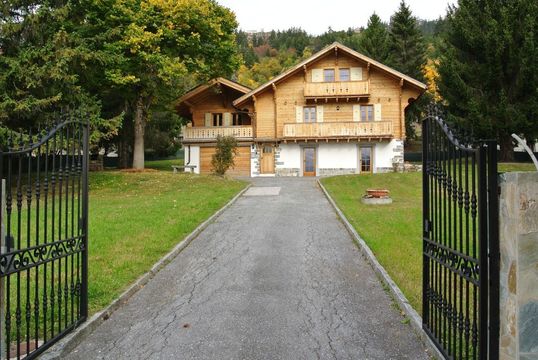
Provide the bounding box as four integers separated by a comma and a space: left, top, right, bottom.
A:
499, 172, 538, 360
275, 168, 300, 177
318, 168, 357, 176
251, 145, 260, 176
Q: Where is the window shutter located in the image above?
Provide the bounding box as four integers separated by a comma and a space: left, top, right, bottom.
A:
296, 106, 303, 123
374, 104, 382, 121
204, 113, 212, 127
316, 106, 324, 123
223, 112, 232, 126
350, 67, 363, 81
311, 69, 323, 83
352, 105, 361, 122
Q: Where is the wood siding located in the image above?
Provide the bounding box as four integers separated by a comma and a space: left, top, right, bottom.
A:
200, 146, 251, 176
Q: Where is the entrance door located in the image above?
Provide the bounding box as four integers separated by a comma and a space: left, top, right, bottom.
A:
261, 145, 275, 174
359, 147, 372, 173
303, 147, 316, 176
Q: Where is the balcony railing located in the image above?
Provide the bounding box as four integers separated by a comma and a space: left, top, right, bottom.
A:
182, 126, 253, 140
282, 121, 392, 138
304, 81, 370, 98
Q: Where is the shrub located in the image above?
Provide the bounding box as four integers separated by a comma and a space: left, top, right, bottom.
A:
211, 135, 238, 176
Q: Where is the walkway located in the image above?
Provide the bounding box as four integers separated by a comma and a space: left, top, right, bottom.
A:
65, 178, 429, 359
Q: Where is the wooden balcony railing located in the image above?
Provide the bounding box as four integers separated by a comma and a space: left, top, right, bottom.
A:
282, 121, 392, 138
304, 81, 370, 98
182, 126, 253, 140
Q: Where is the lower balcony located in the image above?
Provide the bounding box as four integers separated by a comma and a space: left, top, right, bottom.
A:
282, 121, 392, 139
182, 126, 253, 141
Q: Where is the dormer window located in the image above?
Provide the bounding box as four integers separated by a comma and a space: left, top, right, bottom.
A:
323, 69, 335, 82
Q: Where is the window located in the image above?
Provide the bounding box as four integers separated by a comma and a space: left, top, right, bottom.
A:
263, 146, 273, 154
323, 69, 335, 82
212, 113, 223, 126
304, 106, 317, 123
360, 105, 374, 122
339, 68, 350, 81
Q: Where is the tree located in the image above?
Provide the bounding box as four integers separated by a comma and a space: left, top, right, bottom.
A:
389, 1, 426, 80
358, 13, 391, 63
211, 135, 237, 176
437, 0, 538, 160
85, 0, 240, 169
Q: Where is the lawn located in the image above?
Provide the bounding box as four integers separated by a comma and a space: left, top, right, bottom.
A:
320, 162, 535, 315
87, 168, 246, 313
145, 158, 185, 171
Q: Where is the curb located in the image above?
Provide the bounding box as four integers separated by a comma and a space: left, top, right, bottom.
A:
317, 179, 443, 360
41, 183, 251, 359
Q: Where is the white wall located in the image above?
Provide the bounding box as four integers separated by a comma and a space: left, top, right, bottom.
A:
277, 144, 301, 169
185, 145, 200, 174
318, 143, 358, 169
374, 139, 402, 171
250, 144, 258, 177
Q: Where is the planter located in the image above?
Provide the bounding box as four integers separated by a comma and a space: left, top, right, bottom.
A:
366, 189, 390, 198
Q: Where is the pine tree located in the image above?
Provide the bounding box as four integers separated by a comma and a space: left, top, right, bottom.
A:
358, 13, 391, 64
437, 0, 538, 161
389, 1, 426, 79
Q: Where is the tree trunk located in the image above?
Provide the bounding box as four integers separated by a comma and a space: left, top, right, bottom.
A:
132, 96, 146, 169
499, 134, 514, 162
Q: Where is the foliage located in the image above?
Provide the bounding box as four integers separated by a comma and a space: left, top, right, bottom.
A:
211, 135, 238, 176
437, 0, 538, 161
389, 1, 426, 80
358, 13, 391, 64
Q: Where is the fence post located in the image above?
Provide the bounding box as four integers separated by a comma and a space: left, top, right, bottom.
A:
1, 178, 5, 360
80, 124, 89, 319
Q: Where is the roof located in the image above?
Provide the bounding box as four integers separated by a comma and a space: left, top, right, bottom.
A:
233, 42, 427, 106
177, 77, 251, 105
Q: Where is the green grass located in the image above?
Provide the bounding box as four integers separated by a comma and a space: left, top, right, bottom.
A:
145, 158, 184, 171
87, 169, 245, 313
320, 161, 534, 315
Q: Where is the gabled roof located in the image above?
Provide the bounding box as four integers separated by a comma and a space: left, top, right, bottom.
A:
177, 77, 251, 105
233, 42, 427, 106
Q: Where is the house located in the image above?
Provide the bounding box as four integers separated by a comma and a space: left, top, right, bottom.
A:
177, 42, 427, 177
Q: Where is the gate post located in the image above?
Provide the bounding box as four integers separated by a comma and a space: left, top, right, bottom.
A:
422, 119, 430, 328
80, 123, 89, 319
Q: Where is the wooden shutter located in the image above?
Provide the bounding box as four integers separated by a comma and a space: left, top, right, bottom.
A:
204, 113, 212, 127
352, 105, 361, 122
316, 106, 324, 123
296, 106, 303, 123
311, 69, 323, 83
223, 112, 232, 126
374, 104, 382, 121
350, 67, 363, 81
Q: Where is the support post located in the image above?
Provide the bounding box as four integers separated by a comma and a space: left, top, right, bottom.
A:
487, 140, 499, 360
0, 178, 5, 359
80, 124, 89, 319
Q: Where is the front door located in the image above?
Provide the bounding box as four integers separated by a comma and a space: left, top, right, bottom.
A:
359, 147, 372, 173
261, 145, 275, 174
303, 147, 316, 176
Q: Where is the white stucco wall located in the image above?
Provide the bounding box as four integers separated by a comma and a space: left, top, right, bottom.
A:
185, 145, 200, 174
374, 139, 402, 171
276, 144, 301, 169
317, 143, 358, 169
250, 144, 258, 177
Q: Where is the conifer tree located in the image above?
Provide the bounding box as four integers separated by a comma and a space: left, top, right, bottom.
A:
389, 1, 426, 80
437, 0, 538, 160
358, 13, 391, 64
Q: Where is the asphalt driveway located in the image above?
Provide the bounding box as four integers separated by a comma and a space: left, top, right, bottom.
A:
64, 177, 429, 359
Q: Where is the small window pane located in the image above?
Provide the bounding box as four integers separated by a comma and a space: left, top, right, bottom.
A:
368, 106, 373, 121
304, 106, 316, 123
263, 146, 272, 154
323, 69, 335, 82
360, 105, 374, 122
212, 113, 222, 126
339, 68, 350, 81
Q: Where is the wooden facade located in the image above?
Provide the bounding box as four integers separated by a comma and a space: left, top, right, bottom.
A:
177, 43, 427, 177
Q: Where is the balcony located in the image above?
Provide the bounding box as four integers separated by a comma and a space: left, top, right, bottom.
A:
282, 121, 392, 139
181, 126, 253, 141
304, 81, 370, 100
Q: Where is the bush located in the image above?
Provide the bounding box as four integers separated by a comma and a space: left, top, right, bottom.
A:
211, 135, 238, 176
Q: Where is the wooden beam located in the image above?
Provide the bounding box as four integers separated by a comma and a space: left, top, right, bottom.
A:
303, 65, 307, 82
399, 78, 404, 140
272, 83, 277, 139
335, 47, 338, 65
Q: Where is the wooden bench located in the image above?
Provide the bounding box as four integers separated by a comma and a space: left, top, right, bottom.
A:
171, 165, 197, 173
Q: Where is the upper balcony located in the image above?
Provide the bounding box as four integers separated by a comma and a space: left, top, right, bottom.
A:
181, 126, 253, 142
304, 81, 370, 100
282, 121, 392, 140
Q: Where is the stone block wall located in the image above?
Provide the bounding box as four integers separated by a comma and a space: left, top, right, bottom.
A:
499, 172, 538, 360
318, 168, 357, 176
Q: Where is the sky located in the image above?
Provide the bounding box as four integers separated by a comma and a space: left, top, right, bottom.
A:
217, 0, 457, 35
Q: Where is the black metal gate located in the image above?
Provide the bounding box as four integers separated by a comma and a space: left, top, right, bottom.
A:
0, 119, 89, 359
422, 108, 499, 359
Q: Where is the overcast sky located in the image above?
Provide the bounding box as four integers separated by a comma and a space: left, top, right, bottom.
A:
217, 0, 457, 35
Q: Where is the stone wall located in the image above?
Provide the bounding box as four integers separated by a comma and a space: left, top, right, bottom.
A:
499, 172, 538, 360
318, 168, 357, 176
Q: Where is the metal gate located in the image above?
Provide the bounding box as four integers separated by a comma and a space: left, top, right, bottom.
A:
422, 108, 499, 359
0, 119, 89, 359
